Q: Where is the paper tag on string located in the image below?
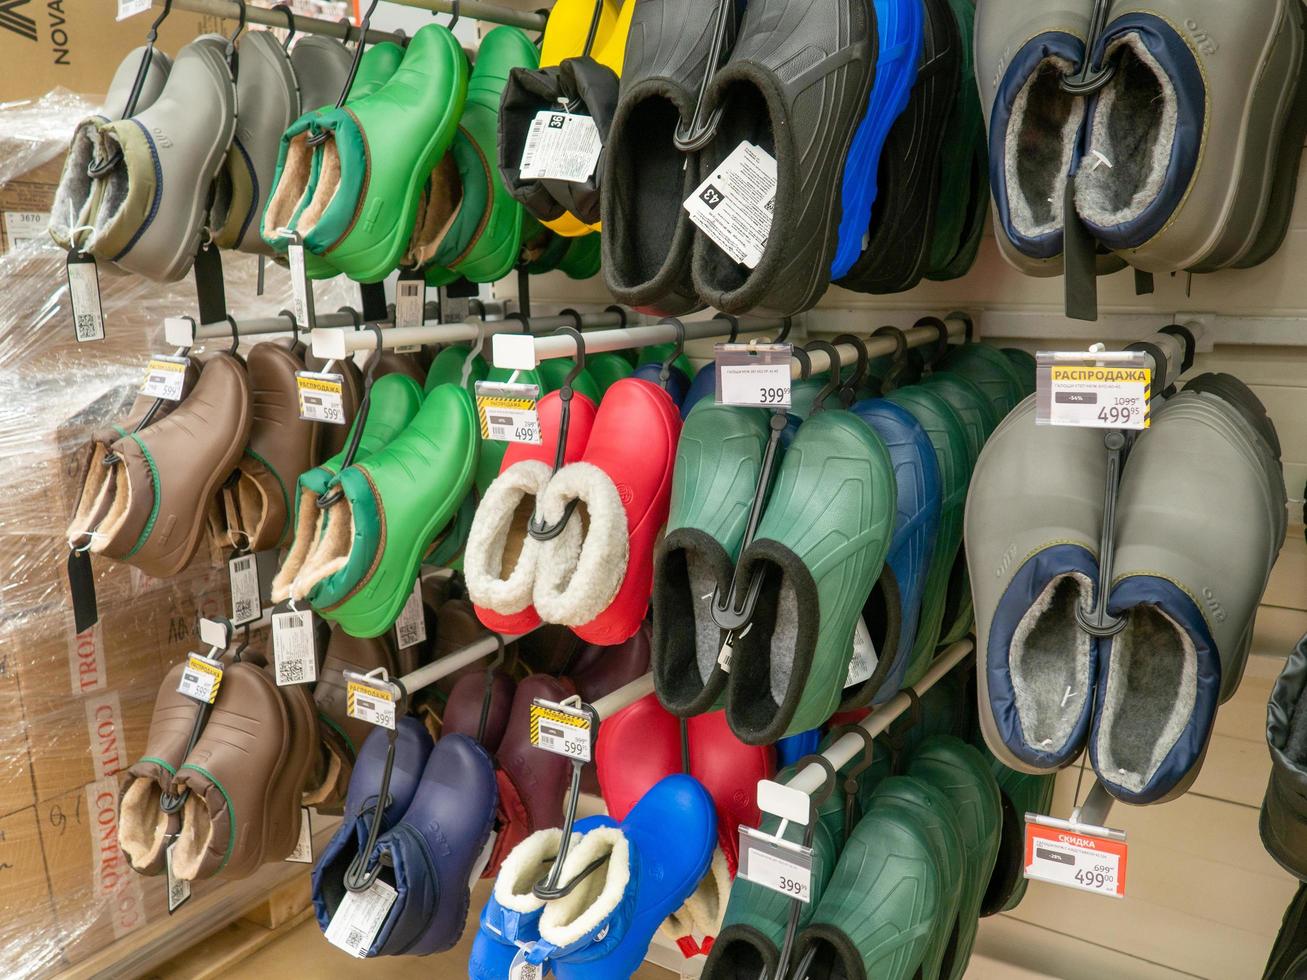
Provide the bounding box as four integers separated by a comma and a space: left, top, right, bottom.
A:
845, 618, 878, 687
519, 111, 602, 182
324, 878, 397, 957
117, 0, 152, 19
140, 355, 189, 401
394, 580, 426, 650
287, 241, 314, 328
476, 381, 542, 445
229, 554, 261, 626
272, 607, 317, 686
684, 142, 776, 269
67, 253, 105, 342
165, 841, 191, 913
286, 807, 313, 863
296, 371, 346, 425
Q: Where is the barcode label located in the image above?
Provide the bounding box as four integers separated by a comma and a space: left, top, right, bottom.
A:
272, 608, 317, 686
117, 0, 152, 19
229, 555, 261, 625
287, 241, 314, 328
324, 877, 397, 957
68, 256, 105, 342
395, 277, 425, 329
3, 211, 49, 252
165, 841, 191, 913
520, 111, 603, 183
394, 580, 426, 650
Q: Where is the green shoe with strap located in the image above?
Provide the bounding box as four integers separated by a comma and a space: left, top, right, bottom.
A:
937, 344, 1025, 425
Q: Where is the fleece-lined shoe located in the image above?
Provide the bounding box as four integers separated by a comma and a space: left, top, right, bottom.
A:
965, 395, 1107, 774
691, 0, 877, 315
1090, 390, 1285, 804
533, 378, 682, 645
654, 401, 772, 716
290, 34, 353, 112
50, 46, 172, 252
1262, 637, 1307, 881
85, 36, 236, 281
726, 410, 897, 743
938, 343, 1025, 426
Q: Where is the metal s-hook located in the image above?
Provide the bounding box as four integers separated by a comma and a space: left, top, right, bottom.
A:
527, 327, 588, 541
872, 325, 909, 391
273, 1, 296, 49
831, 334, 868, 408
673, 0, 735, 151
802, 340, 843, 414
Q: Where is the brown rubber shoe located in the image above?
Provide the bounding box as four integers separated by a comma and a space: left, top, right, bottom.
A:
260, 667, 320, 862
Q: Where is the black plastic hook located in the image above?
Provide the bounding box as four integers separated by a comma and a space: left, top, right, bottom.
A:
803, 340, 843, 414
791, 345, 812, 381
831, 334, 868, 408
344, 677, 410, 893
673, 0, 734, 151
225, 316, 240, 356
90, 0, 172, 175
273, 2, 296, 49
558, 308, 584, 333
913, 316, 951, 370
533, 701, 603, 900
774, 754, 838, 974
872, 325, 909, 391
227, 0, 247, 48
309, 0, 380, 145
475, 635, 508, 746
278, 308, 299, 345
713, 313, 742, 345
316, 325, 384, 509
828, 725, 876, 841
773, 317, 793, 345
443, 0, 461, 31
528, 327, 587, 541
658, 318, 687, 391
1061, 0, 1118, 95
603, 305, 628, 329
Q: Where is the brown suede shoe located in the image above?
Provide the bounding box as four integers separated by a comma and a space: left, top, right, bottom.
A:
170, 661, 291, 880
118, 662, 201, 875
72, 353, 252, 577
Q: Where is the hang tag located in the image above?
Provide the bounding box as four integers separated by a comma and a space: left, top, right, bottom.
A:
845, 618, 878, 687
165, 840, 191, 913
717, 637, 734, 672
715, 342, 792, 408
519, 111, 603, 183
475, 381, 542, 445
287, 241, 315, 329
528, 698, 594, 762
272, 606, 317, 686
67, 252, 106, 342
684, 141, 776, 269
395, 275, 425, 330
1024, 814, 1127, 898
68, 548, 99, 634
394, 580, 427, 650
286, 807, 314, 863
117, 0, 152, 19
509, 948, 545, 980
178, 652, 224, 704
1036, 351, 1150, 430
324, 877, 398, 958
229, 553, 261, 625
346, 672, 396, 729
296, 371, 346, 425
140, 354, 190, 402
738, 826, 813, 904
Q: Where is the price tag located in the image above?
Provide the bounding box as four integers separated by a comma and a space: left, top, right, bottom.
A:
1023, 814, 1127, 898
519, 110, 603, 183
393, 580, 426, 650
165, 840, 191, 913
528, 699, 594, 762
1036, 351, 1150, 430
346, 672, 396, 730
476, 381, 542, 445
844, 617, 878, 687
738, 826, 813, 904
715, 342, 792, 408
323, 877, 397, 958
684, 141, 777, 269
510, 949, 545, 980
272, 606, 317, 686
67, 252, 105, 343
229, 554, 262, 626
178, 652, 224, 704
287, 240, 315, 329
3, 211, 49, 252
296, 371, 346, 424
286, 807, 313, 863
117, 0, 152, 18
140, 354, 189, 401
395, 275, 425, 329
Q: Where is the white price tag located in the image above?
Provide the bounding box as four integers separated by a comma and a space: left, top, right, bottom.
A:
178, 652, 224, 704
394, 581, 427, 650
286, 807, 313, 863
738, 826, 813, 904
510, 949, 546, 980
529, 700, 593, 762
1024, 815, 1127, 898
715, 342, 792, 408
346, 673, 396, 730
395, 277, 425, 329
845, 617, 879, 687
296, 371, 346, 424
519, 110, 603, 183
3, 211, 49, 252
272, 608, 317, 685
67, 255, 105, 343
140, 355, 189, 401
476, 381, 542, 445
684, 141, 777, 269
165, 840, 191, 913
1036, 352, 1150, 431
287, 241, 314, 328
229, 554, 262, 626
323, 877, 397, 957
117, 0, 152, 19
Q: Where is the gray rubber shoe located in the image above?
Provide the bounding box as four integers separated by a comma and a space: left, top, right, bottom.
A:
84, 36, 237, 282
965, 395, 1107, 774
1090, 389, 1285, 804
1075, 0, 1305, 273
49, 46, 172, 252
211, 31, 301, 255
289, 34, 353, 112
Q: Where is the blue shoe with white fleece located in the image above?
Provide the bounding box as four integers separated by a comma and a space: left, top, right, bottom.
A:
829, 0, 924, 279
469, 816, 618, 979
520, 774, 716, 979
845, 398, 942, 709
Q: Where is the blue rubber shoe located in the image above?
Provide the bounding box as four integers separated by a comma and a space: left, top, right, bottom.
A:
845, 398, 942, 708
632, 361, 692, 407
681, 363, 717, 419
523, 774, 716, 978
469, 816, 617, 979
776, 728, 823, 768
312, 717, 434, 932
830, 0, 924, 279
367, 733, 499, 956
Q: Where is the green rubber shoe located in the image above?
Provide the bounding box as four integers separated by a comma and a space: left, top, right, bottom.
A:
1001, 348, 1036, 396
793, 795, 944, 979
314, 383, 479, 636
585, 352, 633, 396
558, 232, 603, 280
879, 665, 971, 768
272, 373, 424, 603
420, 26, 539, 283
298, 25, 469, 282
971, 735, 1056, 916
937, 345, 1025, 425
426, 486, 477, 571
523, 219, 570, 274
638, 343, 694, 382
654, 403, 771, 716
866, 777, 967, 980
907, 735, 1003, 980
788, 376, 833, 420
886, 386, 972, 686
425, 344, 487, 394
727, 411, 897, 743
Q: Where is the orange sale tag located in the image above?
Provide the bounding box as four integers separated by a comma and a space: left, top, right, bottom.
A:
1024, 815, 1128, 899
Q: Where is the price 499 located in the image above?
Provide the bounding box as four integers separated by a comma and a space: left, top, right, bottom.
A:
1075, 864, 1115, 890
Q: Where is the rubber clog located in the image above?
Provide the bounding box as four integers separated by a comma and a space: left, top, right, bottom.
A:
425, 344, 488, 395
1263, 637, 1307, 882
290, 34, 353, 113
972, 733, 1057, 916
680, 363, 717, 418
558, 232, 604, 279
586, 352, 635, 395
937, 344, 1025, 425
632, 361, 692, 407
688, 709, 775, 875
726, 410, 897, 744
596, 693, 682, 822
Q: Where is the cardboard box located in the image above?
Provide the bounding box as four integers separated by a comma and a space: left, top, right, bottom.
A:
0, 153, 62, 255
0, 806, 59, 972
